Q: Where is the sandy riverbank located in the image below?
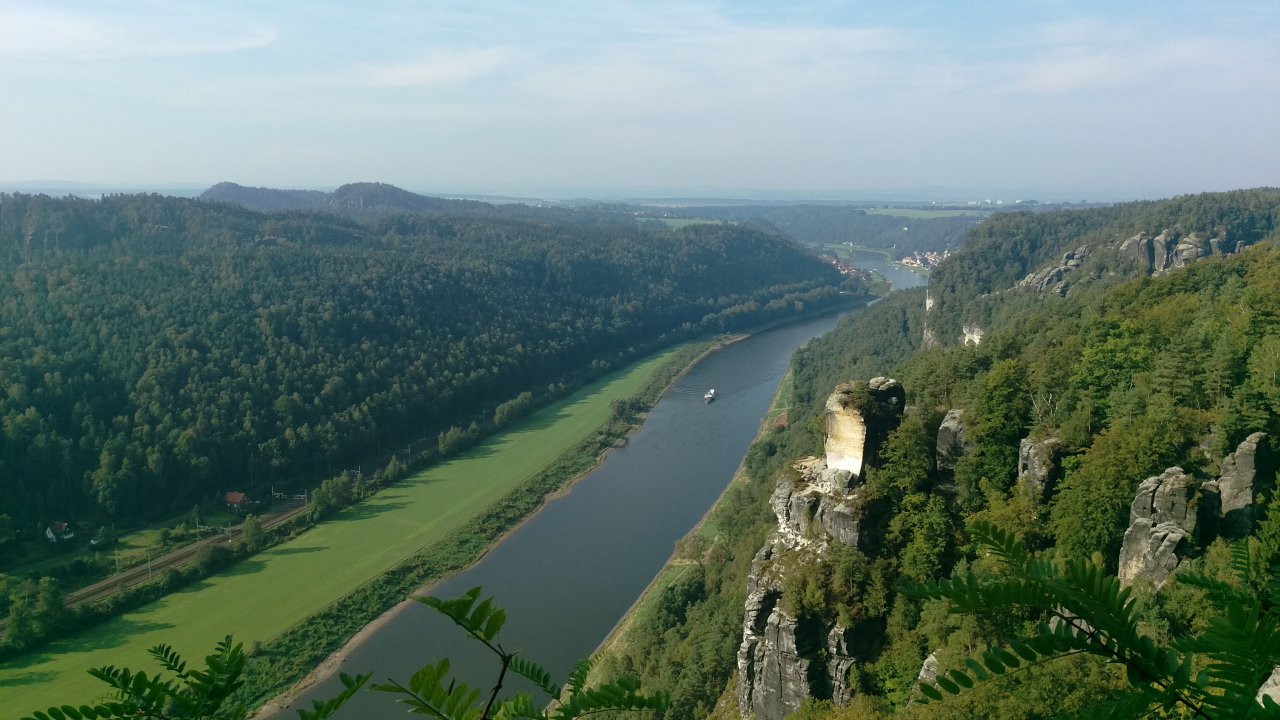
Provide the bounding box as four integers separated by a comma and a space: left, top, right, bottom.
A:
250, 595, 415, 718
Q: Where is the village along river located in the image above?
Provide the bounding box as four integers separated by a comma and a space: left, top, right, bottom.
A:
283, 259, 925, 718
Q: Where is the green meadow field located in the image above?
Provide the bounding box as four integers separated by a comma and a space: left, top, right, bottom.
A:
1, 348, 679, 713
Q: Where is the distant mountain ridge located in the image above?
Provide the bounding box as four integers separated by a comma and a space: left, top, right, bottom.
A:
197, 181, 637, 228
201, 181, 495, 217
200, 182, 328, 211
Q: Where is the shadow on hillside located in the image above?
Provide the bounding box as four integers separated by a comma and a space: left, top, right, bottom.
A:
0, 668, 57, 688
342, 499, 412, 521
269, 545, 326, 556
70, 616, 176, 655
220, 558, 267, 577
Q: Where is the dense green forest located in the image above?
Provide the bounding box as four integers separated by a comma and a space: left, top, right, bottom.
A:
0, 192, 855, 538
926, 188, 1280, 343
591, 188, 1280, 718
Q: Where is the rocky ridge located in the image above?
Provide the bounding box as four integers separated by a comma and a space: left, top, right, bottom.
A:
924, 217, 1261, 348
1016, 246, 1090, 296
737, 379, 904, 720
1120, 229, 1240, 276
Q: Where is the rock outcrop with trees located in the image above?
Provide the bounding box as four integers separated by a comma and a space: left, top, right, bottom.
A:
585, 188, 1280, 720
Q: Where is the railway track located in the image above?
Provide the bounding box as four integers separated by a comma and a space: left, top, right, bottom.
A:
0, 501, 308, 632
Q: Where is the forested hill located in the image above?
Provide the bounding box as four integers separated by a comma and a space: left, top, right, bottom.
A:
925, 188, 1280, 345
200, 181, 631, 226
589, 188, 1280, 719
0, 192, 855, 525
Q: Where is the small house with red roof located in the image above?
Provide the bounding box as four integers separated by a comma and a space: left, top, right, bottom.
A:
224, 491, 248, 510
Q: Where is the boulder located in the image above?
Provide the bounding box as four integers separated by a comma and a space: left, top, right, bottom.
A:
1018, 435, 1062, 500
774, 458, 866, 552
1117, 467, 1198, 588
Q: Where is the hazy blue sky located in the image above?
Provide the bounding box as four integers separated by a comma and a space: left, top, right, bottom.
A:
2, 0, 1278, 199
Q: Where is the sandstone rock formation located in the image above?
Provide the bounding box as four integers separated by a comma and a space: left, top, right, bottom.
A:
1120, 229, 1239, 276
922, 289, 938, 349
738, 457, 865, 720
823, 378, 905, 480
738, 563, 815, 720
1016, 246, 1090, 296
1207, 432, 1273, 538
1018, 435, 1062, 501
738, 380, 905, 720
936, 409, 972, 476
772, 458, 865, 549
900, 650, 942, 709
1117, 467, 1198, 588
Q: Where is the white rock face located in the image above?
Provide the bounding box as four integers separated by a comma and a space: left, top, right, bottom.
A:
962, 324, 984, 346
1257, 666, 1280, 707
824, 393, 868, 476
823, 378, 904, 478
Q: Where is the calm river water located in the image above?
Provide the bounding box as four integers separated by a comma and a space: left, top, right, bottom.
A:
284, 259, 924, 718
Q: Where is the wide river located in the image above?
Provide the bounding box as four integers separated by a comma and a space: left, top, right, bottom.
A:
284, 259, 924, 718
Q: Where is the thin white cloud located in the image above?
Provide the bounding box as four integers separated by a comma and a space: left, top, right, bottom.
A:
513, 23, 911, 119
0, 4, 276, 60
1012, 33, 1266, 94
360, 47, 516, 87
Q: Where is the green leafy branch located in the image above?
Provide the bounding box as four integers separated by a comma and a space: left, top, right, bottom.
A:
372, 587, 668, 720
22, 636, 272, 720
23, 587, 665, 720
901, 520, 1280, 719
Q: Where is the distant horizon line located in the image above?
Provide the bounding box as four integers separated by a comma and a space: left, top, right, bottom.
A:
1, 178, 1267, 206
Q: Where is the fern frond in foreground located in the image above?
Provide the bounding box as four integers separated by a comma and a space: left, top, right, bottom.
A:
23, 587, 666, 720
901, 520, 1280, 719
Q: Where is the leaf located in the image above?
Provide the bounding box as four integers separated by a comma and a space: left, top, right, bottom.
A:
297, 673, 372, 720
509, 655, 560, 697
416, 587, 510, 651
948, 669, 974, 689
935, 675, 960, 695
563, 659, 594, 694
551, 675, 667, 720
969, 520, 1031, 571
148, 643, 189, 678
963, 658, 991, 681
